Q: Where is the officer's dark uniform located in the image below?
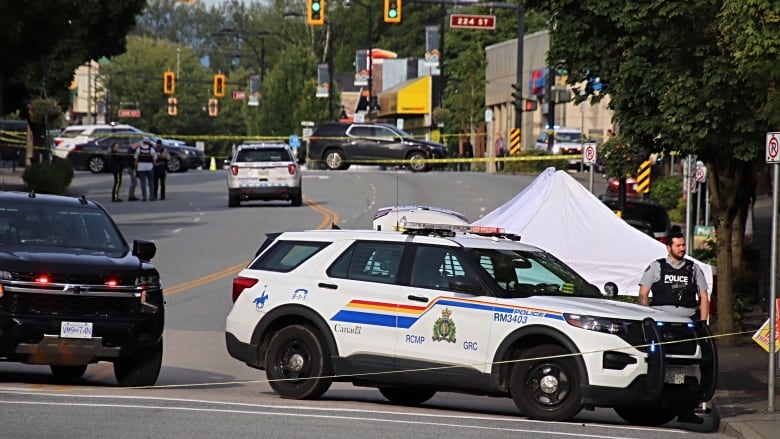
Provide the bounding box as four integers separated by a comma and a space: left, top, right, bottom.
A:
152, 141, 168, 201
650, 258, 700, 320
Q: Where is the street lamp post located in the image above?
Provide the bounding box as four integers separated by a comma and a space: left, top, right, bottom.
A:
344, 0, 375, 116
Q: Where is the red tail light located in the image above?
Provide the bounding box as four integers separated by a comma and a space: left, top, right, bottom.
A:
657, 236, 667, 244
230, 165, 239, 176
232, 276, 259, 302
287, 163, 297, 175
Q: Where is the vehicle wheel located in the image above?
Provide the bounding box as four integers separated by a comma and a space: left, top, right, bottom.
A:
379, 386, 436, 405
264, 325, 332, 400
228, 195, 240, 208
406, 151, 428, 172
88, 156, 106, 173
167, 155, 182, 173
510, 344, 582, 421
613, 406, 677, 426
114, 340, 163, 387
324, 150, 346, 170
50, 364, 87, 380
291, 191, 303, 207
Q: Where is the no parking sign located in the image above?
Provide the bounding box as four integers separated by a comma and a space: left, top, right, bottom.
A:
767, 132, 780, 163
582, 143, 597, 166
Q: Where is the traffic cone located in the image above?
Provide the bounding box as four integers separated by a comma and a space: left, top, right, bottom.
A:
209, 156, 217, 171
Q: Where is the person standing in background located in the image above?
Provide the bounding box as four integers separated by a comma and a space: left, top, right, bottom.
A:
152, 139, 169, 201
134, 138, 158, 202
495, 132, 506, 172
461, 139, 473, 172
110, 142, 124, 202
127, 142, 140, 201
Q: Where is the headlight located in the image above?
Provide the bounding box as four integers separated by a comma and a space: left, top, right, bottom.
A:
564, 313, 632, 336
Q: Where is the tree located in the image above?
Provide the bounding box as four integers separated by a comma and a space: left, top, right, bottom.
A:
0, 0, 146, 117
542, 0, 779, 342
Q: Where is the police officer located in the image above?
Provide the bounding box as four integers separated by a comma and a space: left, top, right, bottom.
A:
638, 227, 709, 322
151, 139, 169, 201
109, 142, 124, 202
134, 138, 158, 202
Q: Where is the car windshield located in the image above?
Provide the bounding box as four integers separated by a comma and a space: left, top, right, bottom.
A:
555, 131, 585, 143
236, 148, 291, 162
466, 247, 600, 298
0, 205, 127, 253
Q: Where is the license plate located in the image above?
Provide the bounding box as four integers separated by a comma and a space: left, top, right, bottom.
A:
60, 321, 93, 339
664, 367, 685, 384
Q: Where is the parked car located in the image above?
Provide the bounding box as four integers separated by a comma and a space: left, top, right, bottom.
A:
226, 142, 302, 207
606, 177, 642, 199
53, 123, 143, 159
600, 196, 672, 242
225, 221, 717, 425
67, 134, 204, 173
0, 191, 164, 386
534, 126, 597, 169
307, 122, 447, 172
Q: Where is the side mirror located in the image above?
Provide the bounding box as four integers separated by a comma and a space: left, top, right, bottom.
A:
603, 282, 619, 297
133, 239, 157, 262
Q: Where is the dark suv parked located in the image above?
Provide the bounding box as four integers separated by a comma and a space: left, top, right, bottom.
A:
307, 122, 447, 172
0, 191, 164, 386
600, 196, 672, 243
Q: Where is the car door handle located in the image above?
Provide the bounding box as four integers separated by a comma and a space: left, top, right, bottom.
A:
407, 295, 429, 303
318, 282, 338, 290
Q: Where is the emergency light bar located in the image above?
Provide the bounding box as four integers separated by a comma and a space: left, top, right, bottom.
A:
399, 218, 519, 240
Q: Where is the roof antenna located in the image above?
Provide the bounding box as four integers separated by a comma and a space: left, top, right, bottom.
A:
331, 222, 340, 229
28, 189, 36, 198
79, 194, 88, 205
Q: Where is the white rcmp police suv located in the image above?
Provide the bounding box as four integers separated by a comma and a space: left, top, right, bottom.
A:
225, 222, 717, 425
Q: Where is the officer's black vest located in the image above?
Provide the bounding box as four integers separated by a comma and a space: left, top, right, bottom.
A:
650, 258, 698, 307
138, 144, 154, 163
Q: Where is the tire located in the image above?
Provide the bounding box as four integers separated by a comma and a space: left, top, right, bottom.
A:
614, 406, 677, 426
291, 190, 303, 207
510, 344, 582, 421
406, 151, 428, 172
324, 150, 346, 170
50, 364, 87, 380
114, 340, 163, 387
167, 155, 182, 173
264, 325, 332, 400
88, 156, 106, 174
228, 195, 240, 208
379, 386, 436, 405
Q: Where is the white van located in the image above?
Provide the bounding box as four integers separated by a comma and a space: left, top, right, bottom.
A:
373, 205, 470, 231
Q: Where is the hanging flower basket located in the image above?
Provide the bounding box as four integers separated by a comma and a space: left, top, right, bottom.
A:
28, 98, 62, 125
599, 136, 646, 179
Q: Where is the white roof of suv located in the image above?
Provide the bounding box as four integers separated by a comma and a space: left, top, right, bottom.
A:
53, 124, 143, 158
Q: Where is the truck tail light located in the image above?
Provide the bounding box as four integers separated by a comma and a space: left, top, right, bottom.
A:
230, 165, 239, 176
232, 276, 259, 302
288, 164, 297, 175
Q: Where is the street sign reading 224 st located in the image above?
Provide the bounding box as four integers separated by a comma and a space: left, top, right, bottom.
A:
449, 14, 497, 30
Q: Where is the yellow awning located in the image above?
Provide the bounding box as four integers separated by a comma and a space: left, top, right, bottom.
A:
378, 76, 431, 117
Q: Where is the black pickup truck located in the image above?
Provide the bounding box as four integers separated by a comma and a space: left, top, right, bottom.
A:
0, 191, 164, 386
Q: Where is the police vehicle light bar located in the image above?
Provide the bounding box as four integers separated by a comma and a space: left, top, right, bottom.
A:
399, 219, 513, 237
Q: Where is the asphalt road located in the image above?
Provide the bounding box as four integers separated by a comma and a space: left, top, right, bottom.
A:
0, 167, 731, 438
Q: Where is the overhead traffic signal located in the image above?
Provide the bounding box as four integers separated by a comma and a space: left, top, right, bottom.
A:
163, 71, 175, 95
511, 82, 522, 111
384, 0, 402, 23
167, 97, 178, 116
307, 0, 325, 26
213, 74, 226, 97
208, 98, 218, 117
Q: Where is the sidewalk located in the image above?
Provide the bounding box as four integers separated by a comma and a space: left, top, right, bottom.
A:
0, 165, 25, 191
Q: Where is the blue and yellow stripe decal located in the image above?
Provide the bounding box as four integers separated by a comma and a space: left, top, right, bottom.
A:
330, 297, 564, 329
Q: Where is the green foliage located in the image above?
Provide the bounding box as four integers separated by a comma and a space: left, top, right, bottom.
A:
648, 176, 683, 210
667, 196, 687, 224
22, 160, 74, 195
690, 238, 716, 265
599, 136, 646, 179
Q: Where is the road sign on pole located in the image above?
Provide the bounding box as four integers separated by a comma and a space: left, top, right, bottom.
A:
449, 14, 496, 30
582, 143, 597, 166
767, 132, 780, 163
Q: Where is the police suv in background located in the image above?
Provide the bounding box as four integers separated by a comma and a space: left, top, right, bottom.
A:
225, 222, 716, 425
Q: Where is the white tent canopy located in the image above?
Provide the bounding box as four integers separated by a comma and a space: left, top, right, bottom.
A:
473, 168, 713, 296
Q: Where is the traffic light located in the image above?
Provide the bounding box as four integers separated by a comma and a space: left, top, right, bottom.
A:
163, 71, 175, 95
167, 97, 178, 116
307, 0, 325, 26
208, 98, 218, 117
511, 82, 522, 111
524, 99, 538, 111
213, 74, 226, 97
384, 0, 402, 23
